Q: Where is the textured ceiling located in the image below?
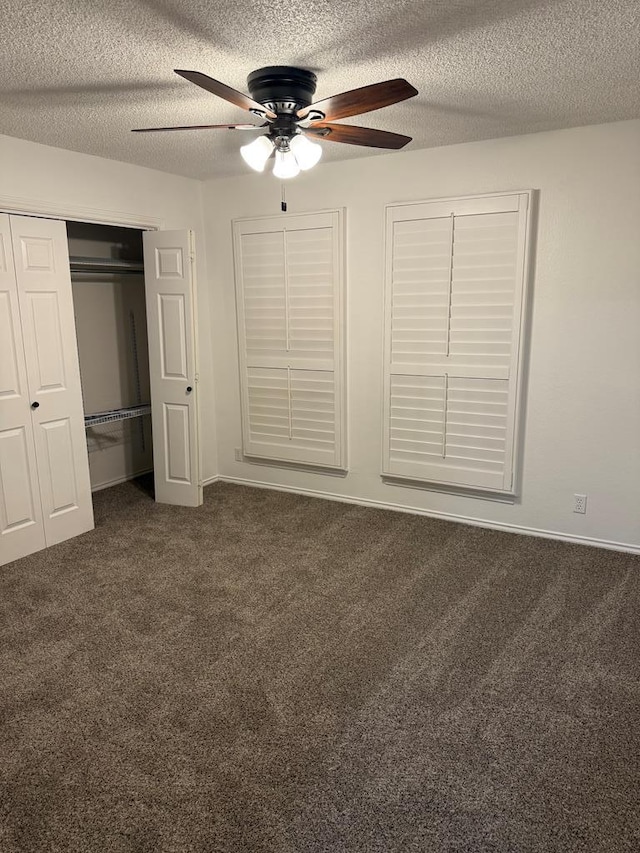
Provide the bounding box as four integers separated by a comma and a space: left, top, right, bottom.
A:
1, 0, 639, 180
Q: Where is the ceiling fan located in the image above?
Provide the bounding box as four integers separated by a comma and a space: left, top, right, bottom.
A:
132, 67, 418, 178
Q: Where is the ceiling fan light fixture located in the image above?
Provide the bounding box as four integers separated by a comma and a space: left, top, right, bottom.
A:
134, 68, 418, 172
240, 135, 274, 171
273, 148, 300, 179
289, 133, 322, 170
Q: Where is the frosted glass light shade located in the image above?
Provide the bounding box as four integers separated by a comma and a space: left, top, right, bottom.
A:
290, 134, 323, 170
273, 149, 300, 179
240, 135, 274, 171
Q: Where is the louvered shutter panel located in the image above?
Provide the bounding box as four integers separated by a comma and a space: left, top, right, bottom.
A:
234, 211, 345, 468
383, 192, 532, 493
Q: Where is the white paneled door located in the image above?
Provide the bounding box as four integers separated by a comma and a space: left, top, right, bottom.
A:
0, 215, 46, 564
0, 214, 94, 566
143, 230, 201, 507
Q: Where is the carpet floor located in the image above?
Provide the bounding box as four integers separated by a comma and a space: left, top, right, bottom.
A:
1, 479, 639, 852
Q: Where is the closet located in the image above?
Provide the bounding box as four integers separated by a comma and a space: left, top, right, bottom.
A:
67, 222, 153, 493
1, 212, 202, 568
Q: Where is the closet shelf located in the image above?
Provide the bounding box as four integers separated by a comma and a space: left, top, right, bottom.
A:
69, 256, 144, 275
84, 404, 151, 427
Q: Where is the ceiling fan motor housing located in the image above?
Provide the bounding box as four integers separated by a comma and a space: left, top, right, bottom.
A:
247, 66, 318, 115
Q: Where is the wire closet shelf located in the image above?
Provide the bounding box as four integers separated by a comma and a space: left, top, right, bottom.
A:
84, 405, 151, 428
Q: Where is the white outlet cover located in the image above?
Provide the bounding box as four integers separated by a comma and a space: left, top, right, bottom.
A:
573, 494, 587, 514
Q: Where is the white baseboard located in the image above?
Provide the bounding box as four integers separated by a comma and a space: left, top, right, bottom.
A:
215, 475, 640, 556
91, 467, 154, 493
95, 472, 221, 493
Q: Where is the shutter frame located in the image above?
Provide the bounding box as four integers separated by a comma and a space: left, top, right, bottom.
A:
233, 210, 346, 470
382, 191, 534, 495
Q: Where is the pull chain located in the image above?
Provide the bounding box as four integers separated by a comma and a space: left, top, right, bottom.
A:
281, 182, 287, 212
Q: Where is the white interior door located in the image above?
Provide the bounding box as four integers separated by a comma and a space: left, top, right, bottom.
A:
10, 215, 94, 548
0, 215, 46, 566
143, 229, 201, 507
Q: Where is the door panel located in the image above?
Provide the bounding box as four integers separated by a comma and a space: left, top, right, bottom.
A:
41, 418, 80, 514
0, 425, 45, 564
143, 230, 201, 507
10, 215, 94, 547
0, 292, 22, 398
0, 428, 38, 529
0, 214, 46, 566
19, 234, 56, 272
164, 403, 191, 482
159, 294, 188, 378
24, 291, 67, 392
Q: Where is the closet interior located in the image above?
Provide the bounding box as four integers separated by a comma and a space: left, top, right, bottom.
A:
67, 221, 153, 493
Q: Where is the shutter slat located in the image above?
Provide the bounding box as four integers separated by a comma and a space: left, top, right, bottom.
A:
390, 447, 444, 462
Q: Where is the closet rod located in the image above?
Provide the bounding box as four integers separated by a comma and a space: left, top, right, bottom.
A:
69, 256, 144, 274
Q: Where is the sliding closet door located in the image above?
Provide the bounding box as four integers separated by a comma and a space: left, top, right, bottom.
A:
9, 215, 94, 548
0, 215, 46, 565
143, 229, 201, 507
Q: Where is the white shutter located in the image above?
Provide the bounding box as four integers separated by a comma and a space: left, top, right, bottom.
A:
383, 192, 532, 493
233, 211, 345, 469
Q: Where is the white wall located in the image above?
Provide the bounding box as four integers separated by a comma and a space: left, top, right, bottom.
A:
4, 123, 637, 550
0, 133, 218, 482
203, 119, 640, 551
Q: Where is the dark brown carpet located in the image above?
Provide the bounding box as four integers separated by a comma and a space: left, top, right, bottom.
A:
1, 479, 639, 852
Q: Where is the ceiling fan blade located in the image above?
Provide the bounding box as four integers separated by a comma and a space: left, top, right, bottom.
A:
303, 123, 412, 150
132, 123, 263, 133
297, 79, 417, 122
175, 70, 276, 119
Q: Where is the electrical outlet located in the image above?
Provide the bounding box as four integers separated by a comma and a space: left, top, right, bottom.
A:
573, 494, 587, 514
234, 447, 242, 462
